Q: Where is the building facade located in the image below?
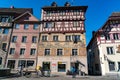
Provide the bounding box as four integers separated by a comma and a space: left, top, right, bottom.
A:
6, 11, 39, 70
38, 2, 88, 75
87, 12, 120, 75
0, 7, 32, 68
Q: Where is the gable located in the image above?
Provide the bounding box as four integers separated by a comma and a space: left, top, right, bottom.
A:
13, 11, 39, 22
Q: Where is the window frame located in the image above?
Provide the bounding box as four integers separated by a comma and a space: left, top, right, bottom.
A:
22, 36, 27, 43
57, 49, 63, 56
44, 49, 50, 56
24, 24, 29, 30
30, 48, 36, 55
20, 48, 25, 55
72, 49, 78, 56
9, 48, 15, 55
106, 47, 114, 55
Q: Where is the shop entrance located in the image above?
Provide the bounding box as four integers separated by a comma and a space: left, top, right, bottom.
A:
70, 62, 79, 72
43, 62, 50, 71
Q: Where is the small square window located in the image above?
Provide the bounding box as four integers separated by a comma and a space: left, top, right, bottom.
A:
9, 48, 15, 55
15, 24, 19, 29
20, 48, 25, 55
33, 24, 38, 30
24, 24, 29, 29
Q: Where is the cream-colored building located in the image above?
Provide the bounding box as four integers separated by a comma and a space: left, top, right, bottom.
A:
37, 2, 88, 75
87, 12, 120, 75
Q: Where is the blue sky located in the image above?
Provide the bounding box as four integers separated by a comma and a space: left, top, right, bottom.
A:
0, 0, 120, 45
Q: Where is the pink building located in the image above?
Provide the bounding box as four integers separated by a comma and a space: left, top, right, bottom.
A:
6, 11, 39, 70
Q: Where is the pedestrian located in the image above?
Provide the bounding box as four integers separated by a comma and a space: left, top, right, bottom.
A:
71, 67, 76, 78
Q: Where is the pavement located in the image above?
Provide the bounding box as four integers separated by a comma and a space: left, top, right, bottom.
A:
0, 73, 120, 80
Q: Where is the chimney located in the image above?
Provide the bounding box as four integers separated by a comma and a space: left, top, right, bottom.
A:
64, 2, 71, 7
51, 2, 57, 7
10, 5, 14, 9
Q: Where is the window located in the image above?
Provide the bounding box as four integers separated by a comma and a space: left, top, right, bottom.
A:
57, 49, 63, 56
42, 35, 47, 41
58, 62, 66, 72
18, 60, 26, 68
12, 36, 17, 42
118, 62, 120, 70
72, 49, 77, 56
45, 22, 54, 28
32, 36, 37, 43
30, 48, 36, 55
20, 48, 25, 55
113, 33, 119, 40
66, 35, 71, 41
22, 36, 27, 43
7, 60, 15, 69
0, 57, 2, 65
72, 35, 80, 43
33, 24, 38, 30
3, 29, 9, 34
105, 34, 110, 40
1, 17, 9, 22
53, 35, 58, 41
2, 43, 7, 51
0, 27, 2, 33
73, 21, 79, 27
27, 60, 34, 67
24, 24, 29, 29
107, 47, 114, 55
9, 48, 15, 55
15, 24, 19, 29
45, 49, 50, 56
108, 61, 115, 71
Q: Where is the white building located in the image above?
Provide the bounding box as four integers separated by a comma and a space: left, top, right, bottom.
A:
87, 12, 120, 76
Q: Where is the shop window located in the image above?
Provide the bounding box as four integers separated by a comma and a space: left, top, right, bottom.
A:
27, 60, 34, 67
108, 61, 115, 71
43, 62, 50, 71
18, 60, 26, 68
58, 62, 66, 72
7, 60, 15, 69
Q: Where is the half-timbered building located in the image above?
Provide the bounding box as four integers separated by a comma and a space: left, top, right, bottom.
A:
38, 2, 88, 75
87, 12, 120, 75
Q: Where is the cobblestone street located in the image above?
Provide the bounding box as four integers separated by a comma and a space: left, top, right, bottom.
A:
0, 75, 120, 80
